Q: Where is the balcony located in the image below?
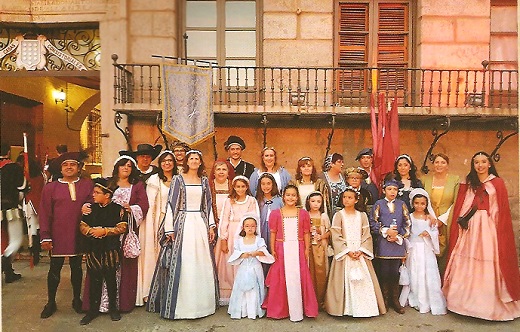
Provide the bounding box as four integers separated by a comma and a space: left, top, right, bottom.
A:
112, 56, 518, 120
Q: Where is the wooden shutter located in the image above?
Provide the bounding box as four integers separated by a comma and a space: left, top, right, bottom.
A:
377, 3, 409, 90
337, 3, 369, 91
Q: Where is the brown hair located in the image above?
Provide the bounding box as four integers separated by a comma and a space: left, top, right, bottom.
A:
295, 157, 318, 182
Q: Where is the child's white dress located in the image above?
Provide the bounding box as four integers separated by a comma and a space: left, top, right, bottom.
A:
227, 236, 274, 319
399, 214, 447, 315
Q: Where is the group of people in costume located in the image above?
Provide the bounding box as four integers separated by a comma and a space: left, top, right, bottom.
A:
2, 135, 519, 324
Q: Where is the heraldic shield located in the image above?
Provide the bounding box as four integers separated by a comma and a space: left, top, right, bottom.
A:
162, 63, 214, 145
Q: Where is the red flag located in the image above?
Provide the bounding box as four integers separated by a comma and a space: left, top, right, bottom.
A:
388, 97, 400, 159
372, 94, 400, 188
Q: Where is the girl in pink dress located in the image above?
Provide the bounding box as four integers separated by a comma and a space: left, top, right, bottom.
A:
215, 175, 260, 305
262, 184, 318, 321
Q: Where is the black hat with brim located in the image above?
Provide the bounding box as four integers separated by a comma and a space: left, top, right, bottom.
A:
119, 144, 162, 161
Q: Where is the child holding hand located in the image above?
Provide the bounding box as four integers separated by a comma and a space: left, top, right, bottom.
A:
227, 214, 274, 319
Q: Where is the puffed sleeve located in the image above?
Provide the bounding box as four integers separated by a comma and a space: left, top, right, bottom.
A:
218, 198, 232, 240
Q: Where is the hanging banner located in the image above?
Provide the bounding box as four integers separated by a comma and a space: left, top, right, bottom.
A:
162, 63, 214, 145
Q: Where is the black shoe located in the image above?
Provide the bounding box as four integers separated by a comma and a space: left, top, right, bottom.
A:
80, 313, 99, 325
72, 298, 83, 313
5, 272, 21, 283
40, 302, 57, 319
109, 310, 121, 321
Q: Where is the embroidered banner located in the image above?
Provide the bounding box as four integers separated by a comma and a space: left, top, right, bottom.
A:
162, 63, 214, 145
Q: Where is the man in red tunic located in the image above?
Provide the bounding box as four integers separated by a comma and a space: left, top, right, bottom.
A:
39, 152, 94, 319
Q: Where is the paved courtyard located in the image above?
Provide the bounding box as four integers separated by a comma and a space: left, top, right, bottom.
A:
2, 257, 519, 332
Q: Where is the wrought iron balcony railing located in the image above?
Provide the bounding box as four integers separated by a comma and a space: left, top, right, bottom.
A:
112, 57, 518, 113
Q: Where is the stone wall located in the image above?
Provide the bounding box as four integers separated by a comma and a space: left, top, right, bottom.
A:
417, 0, 491, 69
263, 0, 333, 67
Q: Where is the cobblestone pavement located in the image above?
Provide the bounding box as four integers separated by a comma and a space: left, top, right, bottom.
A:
2, 257, 519, 332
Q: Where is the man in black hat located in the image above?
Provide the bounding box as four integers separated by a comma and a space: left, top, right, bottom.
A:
224, 135, 255, 178
356, 148, 380, 201
119, 144, 162, 182
1, 144, 26, 283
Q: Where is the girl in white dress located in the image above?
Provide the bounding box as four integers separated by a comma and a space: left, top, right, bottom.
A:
228, 213, 274, 319
324, 187, 386, 317
399, 188, 447, 315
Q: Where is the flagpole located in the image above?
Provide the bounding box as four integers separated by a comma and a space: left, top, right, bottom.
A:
23, 133, 34, 269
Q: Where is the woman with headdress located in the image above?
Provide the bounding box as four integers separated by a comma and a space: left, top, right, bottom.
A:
215, 175, 259, 305
147, 150, 218, 319
136, 150, 177, 307
442, 152, 520, 321
82, 154, 149, 313
319, 153, 347, 217
388, 154, 423, 211
209, 160, 235, 227
248, 147, 291, 197
289, 156, 331, 215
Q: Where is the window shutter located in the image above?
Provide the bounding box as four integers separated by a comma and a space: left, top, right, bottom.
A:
378, 3, 409, 90
338, 3, 369, 90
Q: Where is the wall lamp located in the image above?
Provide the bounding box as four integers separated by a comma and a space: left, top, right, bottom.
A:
54, 89, 66, 104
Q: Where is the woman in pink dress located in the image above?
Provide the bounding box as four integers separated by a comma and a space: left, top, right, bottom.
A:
443, 151, 520, 321
262, 184, 318, 321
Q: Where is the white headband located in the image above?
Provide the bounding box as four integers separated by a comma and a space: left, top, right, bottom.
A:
113, 155, 137, 167
232, 175, 250, 185
186, 149, 203, 156
396, 154, 412, 164
158, 150, 174, 159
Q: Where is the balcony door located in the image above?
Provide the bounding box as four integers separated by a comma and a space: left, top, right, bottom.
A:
335, 1, 412, 104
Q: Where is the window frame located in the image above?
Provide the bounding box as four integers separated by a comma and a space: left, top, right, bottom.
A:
178, 0, 262, 67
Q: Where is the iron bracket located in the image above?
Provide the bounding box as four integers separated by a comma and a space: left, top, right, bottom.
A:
421, 116, 451, 174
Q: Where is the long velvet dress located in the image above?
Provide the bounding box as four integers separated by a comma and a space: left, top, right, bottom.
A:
147, 175, 218, 319
262, 208, 318, 321
443, 175, 520, 321
82, 181, 148, 313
